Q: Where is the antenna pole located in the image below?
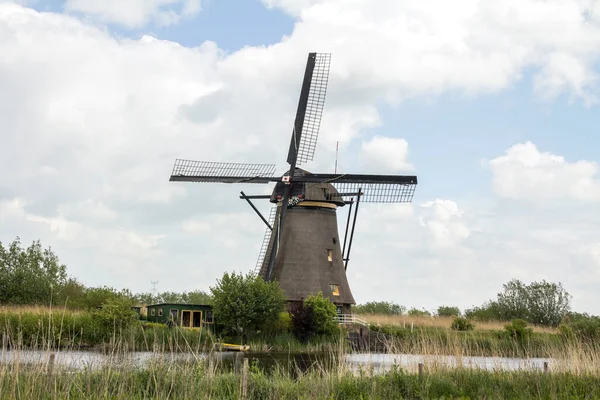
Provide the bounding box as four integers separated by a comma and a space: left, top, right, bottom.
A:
150, 281, 159, 300
334, 141, 339, 174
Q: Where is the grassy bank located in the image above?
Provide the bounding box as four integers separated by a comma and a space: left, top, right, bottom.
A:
369, 324, 568, 357
1, 349, 599, 399
3, 306, 600, 360
0, 306, 214, 352
363, 314, 558, 334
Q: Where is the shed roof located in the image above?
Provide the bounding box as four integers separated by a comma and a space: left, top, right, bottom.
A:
146, 303, 212, 307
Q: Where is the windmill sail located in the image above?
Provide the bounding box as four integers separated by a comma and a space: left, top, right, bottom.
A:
169, 159, 277, 183
287, 53, 331, 166
298, 173, 418, 203
254, 206, 278, 276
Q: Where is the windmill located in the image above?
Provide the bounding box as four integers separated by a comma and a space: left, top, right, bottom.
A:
169, 53, 418, 313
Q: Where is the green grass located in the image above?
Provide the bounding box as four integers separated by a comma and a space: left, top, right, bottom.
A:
370, 324, 573, 358
0, 308, 214, 352
1, 353, 600, 399
1, 307, 600, 398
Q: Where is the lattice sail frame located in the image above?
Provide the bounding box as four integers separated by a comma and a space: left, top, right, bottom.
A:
296, 53, 331, 165
171, 159, 276, 182
332, 182, 417, 203
254, 207, 278, 274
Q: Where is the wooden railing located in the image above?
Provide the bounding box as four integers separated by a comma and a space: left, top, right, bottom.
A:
334, 314, 369, 326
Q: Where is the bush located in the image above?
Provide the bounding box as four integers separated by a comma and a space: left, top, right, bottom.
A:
407, 308, 431, 317
93, 296, 138, 329
352, 301, 405, 315
558, 323, 575, 340
450, 317, 474, 331
437, 306, 460, 317
210, 271, 286, 341
289, 301, 315, 343
464, 301, 502, 322
566, 314, 600, 341
304, 292, 338, 336
504, 319, 532, 340
260, 312, 292, 335
290, 292, 339, 342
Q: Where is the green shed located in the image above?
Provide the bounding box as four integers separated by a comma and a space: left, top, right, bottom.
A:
146, 303, 214, 328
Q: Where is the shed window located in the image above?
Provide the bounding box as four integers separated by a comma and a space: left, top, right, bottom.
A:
330, 284, 340, 296
158, 309, 163, 317
206, 310, 213, 323
151, 308, 155, 316
327, 249, 333, 262
193, 311, 202, 328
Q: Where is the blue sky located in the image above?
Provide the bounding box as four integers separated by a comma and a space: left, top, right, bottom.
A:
31, 0, 600, 204
35, 0, 294, 50
2, 0, 600, 314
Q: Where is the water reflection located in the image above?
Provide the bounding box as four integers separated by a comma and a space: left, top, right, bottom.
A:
0, 350, 551, 374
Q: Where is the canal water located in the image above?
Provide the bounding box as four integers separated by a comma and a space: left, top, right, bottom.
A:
0, 349, 551, 374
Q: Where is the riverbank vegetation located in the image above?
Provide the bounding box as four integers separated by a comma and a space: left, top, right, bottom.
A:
1, 346, 600, 399
2, 237, 599, 356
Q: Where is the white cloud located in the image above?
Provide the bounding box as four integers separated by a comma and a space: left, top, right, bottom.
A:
534, 52, 599, 106
419, 200, 470, 248
64, 0, 202, 28
487, 141, 600, 202
2, 3, 600, 315
359, 136, 413, 173
261, 0, 321, 16
0, 198, 27, 221
263, 0, 600, 104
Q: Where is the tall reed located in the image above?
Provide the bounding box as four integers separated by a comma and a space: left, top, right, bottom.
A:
1, 344, 599, 399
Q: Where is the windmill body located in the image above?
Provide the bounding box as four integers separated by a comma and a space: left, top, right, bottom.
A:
258, 172, 355, 311
170, 53, 418, 314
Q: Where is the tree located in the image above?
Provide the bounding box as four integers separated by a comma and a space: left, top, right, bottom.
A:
407, 308, 431, 317
437, 306, 461, 317
55, 278, 87, 309
352, 301, 405, 315
135, 290, 213, 305
210, 271, 286, 341
525, 280, 571, 326
495, 279, 571, 327
464, 301, 502, 322
84, 286, 125, 310
0, 237, 67, 305
496, 279, 530, 321
186, 290, 213, 305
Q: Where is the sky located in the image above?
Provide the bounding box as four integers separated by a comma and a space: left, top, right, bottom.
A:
1, 0, 600, 315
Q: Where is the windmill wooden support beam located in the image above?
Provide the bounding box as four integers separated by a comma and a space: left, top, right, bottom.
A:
343, 188, 362, 271
240, 191, 272, 231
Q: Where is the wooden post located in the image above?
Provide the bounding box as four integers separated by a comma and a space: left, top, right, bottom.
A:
241, 358, 249, 400
543, 361, 548, 374
234, 352, 242, 374
47, 353, 55, 390
418, 363, 424, 378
